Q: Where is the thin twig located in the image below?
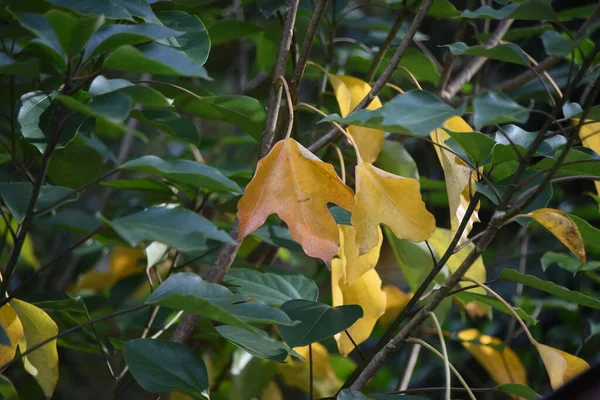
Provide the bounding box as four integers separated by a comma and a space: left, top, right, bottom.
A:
398, 342, 421, 390
428, 312, 450, 400
366, 8, 408, 83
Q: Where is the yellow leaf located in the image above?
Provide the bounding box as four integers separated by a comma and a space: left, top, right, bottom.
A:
352, 162, 435, 254
527, 208, 586, 264
169, 392, 195, 400
458, 328, 527, 386
278, 342, 340, 398
336, 224, 382, 285
328, 74, 385, 163
260, 381, 283, 400
535, 342, 589, 389
331, 226, 386, 356
237, 138, 354, 263
430, 117, 480, 244
379, 285, 412, 326
428, 228, 486, 296
11, 299, 59, 399
0, 304, 24, 369
574, 120, 600, 208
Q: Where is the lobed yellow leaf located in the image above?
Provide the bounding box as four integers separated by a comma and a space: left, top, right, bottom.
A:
336, 224, 382, 285
0, 303, 24, 369
535, 342, 589, 389
278, 342, 340, 398
332, 225, 386, 356
379, 285, 412, 326
527, 208, 586, 264
458, 328, 527, 386
574, 119, 600, 209
259, 381, 283, 400
352, 162, 435, 254
430, 117, 480, 244
12, 299, 59, 399
237, 138, 354, 263
328, 74, 385, 163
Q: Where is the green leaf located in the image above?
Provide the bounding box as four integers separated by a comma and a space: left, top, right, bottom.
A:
174, 95, 266, 141
322, 90, 465, 136
216, 326, 299, 362
0, 325, 10, 347
41, 209, 102, 235
251, 225, 303, 252
446, 130, 496, 165
18, 91, 58, 153
220, 301, 296, 326
104, 43, 210, 79
455, 291, 538, 325
47, 143, 106, 188
384, 227, 432, 291
207, 20, 262, 46
89, 76, 171, 107
100, 178, 172, 193
278, 299, 363, 348
499, 269, 600, 310
120, 156, 241, 193
473, 92, 529, 129
57, 93, 131, 136
427, 0, 460, 19
123, 339, 209, 398
562, 102, 583, 118
131, 110, 200, 144
496, 383, 540, 399
106, 206, 234, 252
533, 149, 600, 179
540, 30, 584, 57
0, 182, 78, 221
491, 125, 564, 164
224, 268, 318, 306
569, 214, 600, 254
84, 24, 182, 59
541, 251, 600, 274
461, 0, 557, 20
44, 10, 104, 57
157, 11, 210, 65
0, 375, 19, 400
375, 141, 419, 179
15, 13, 66, 69
0, 53, 39, 77
446, 42, 528, 65
47, 0, 156, 21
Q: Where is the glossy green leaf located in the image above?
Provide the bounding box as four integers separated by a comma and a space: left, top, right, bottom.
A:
499, 269, 600, 309
120, 156, 242, 193
123, 339, 209, 398
447, 130, 496, 165
174, 95, 266, 141
496, 383, 540, 399
473, 92, 529, 129
104, 43, 210, 79
541, 251, 600, 274
278, 299, 363, 348
47, 0, 156, 21
570, 214, 600, 254
491, 125, 565, 164
0, 182, 78, 221
18, 91, 57, 152
57, 93, 131, 136
88, 76, 171, 107
461, 0, 557, 20
44, 10, 103, 57
446, 42, 528, 65
157, 11, 210, 65
533, 149, 600, 178
540, 30, 584, 57
216, 325, 299, 362
15, 13, 66, 69
322, 90, 465, 136
251, 225, 303, 252
106, 206, 234, 252
224, 268, 318, 306
456, 292, 537, 325
131, 110, 200, 144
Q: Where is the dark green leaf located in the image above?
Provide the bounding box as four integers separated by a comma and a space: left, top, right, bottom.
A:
174, 95, 266, 141
104, 43, 210, 79
447, 130, 495, 165
123, 339, 209, 398
157, 11, 210, 65
427, 0, 460, 19
461, 0, 557, 20
0, 375, 19, 400
456, 292, 537, 325
278, 299, 363, 347
541, 251, 600, 274
491, 125, 564, 164
41, 209, 102, 235
84, 24, 182, 59
446, 42, 528, 65
131, 110, 200, 143
384, 227, 432, 291
48, 0, 156, 21
473, 92, 529, 129
215, 326, 298, 362
0, 182, 78, 221
89, 76, 171, 107
375, 141, 419, 179
499, 269, 600, 309
322, 90, 465, 136
120, 156, 241, 193
495, 383, 540, 399
540, 30, 583, 57
251, 225, 303, 252
533, 149, 600, 179
224, 268, 318, 306
45, 10, 103, 57
0, 53, 39, 77
221, 301, 296, 326
18, 91, 57, 153
570, 214, 600, 254
57, 93, 131, 136
100, 178, 172, 193
106, 206, 234, 252
207, 20, 262, 46
330, 206, 352, 226
47, 144, 106, 188
0, 325, 10, 347
15, 13, 66, 69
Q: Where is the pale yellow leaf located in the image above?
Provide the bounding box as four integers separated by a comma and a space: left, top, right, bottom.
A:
11, 299, 59, 398
379, 285, 412, 326
278, 342, 340, 398
328, 74, 384, 163
574, 120, 600, 208
260, 381, 283, 400
331, 226, 386, 356
535, 342, 589, 389
0, 304, 23, 369
458, 328, 527, 386
352, 162, 436, 254
527, 208, 586, 264
430, 117, 480, 244
336, 224, 382, 285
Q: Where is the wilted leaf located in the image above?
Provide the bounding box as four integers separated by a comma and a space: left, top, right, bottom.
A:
237, 138, 354, 263
534, 342, 589, 389
379, 285, 412, 326
526, 208, 586, 263
12, 299, 59, 398
430, 117, 480, 244
0, 304, 24, 368
458, 328, 527, 386
352, 162, 435, 254
331, 226, 386, 356
328, 74, 384, 163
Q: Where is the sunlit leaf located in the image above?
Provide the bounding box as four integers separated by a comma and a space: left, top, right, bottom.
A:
534, 342, 589, 389
379, 285, 412, 326
526, 208, 586, 263
0, 304, 24, 369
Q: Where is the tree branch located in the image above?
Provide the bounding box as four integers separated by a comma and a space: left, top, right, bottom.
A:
366, 8, 409, 83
